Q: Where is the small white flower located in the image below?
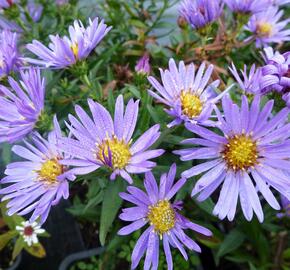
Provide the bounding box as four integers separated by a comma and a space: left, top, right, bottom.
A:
16, 221, 45, 246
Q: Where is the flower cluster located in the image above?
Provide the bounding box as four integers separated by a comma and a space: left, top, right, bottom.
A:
0, 1, 289, 269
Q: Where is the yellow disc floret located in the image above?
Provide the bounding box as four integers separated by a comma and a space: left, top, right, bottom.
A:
38, 159, 63, 184
222, 134, 258, 171
257, 22, 273, 37
71, 43, 79, 59
180, 91, 203, 118
148, 200, 175, 235
97, 136, 131, 170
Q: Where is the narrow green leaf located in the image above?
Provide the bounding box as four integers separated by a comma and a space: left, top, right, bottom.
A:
195, 198, 215, 215
249, 263, 257, 270
12, 237, 25, 260
99, 179, 125, 246
24, 242, 46, 258
107, 89, 115, 115
0, 230, 17, 251
217, 229, 245, 258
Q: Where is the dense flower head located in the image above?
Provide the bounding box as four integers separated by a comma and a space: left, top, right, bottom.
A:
246, 6, 290, 47
0, 117, 76, 224
260, 47, 290, 94
224, 0, 268, 14
118, 164, 212, 270
148, 58, 227, 127
0, 30, 22, 78
0, 68, 45, 143
180, 0, 223, 30
135, 54, 150, 75
174, 95, 290, 222
58, 95, 164, 183
16, 221, 45, 246
229, 63, 262, 95
25, 17, 112, 69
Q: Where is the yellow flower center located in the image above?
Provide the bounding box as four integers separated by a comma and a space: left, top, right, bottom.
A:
147, 200, 175, 235
71, 43, 79, 59
97, 136, 131, 169
180, 91, 203, 118
222, 134, 258, 171
38, 159, 63, 184
257, 22, 273, 37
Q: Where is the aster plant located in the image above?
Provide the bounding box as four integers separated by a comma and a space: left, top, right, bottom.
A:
0, 68, 44, 143
174, 94, 290, 222
0, 117, 76, 223
58, 95, 164, 183
118, 164, 212, 270
25, 17, 111, 69
148, 58, 226, 127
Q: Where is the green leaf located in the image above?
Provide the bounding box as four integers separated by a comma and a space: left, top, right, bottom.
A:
24, 242, 46, 258
283, 248, 290, 260
99, 179, 125, 246
0, 230, 17, 251
0, 202, 25, 230
1, 143, 12, 165
12, 237, 25, 260
217, 229, 245, 258
249, 262, 257, 270
107, 89, 115, 114
195, 198, 215, 215
128, 19, 147, 29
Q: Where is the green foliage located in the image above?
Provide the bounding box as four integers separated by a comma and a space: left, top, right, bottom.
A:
99, 179, 126, 246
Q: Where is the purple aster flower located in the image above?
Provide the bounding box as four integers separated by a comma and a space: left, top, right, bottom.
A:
135, 54, 150, 75
148, 58, 230, 128
259, 47, 290, 94
174, 94, 290, 222
0, 117, 76, 224
0, 0, 18, 8
0, 68, 45, 143
224, 0, 268, 14
27, 1, 43, 22
246, 7, 290, 47
0, 30, 22, 78
58, 95, 164, 184
25, 17, 112, 69
0, 16, 22, 32
277, 195, 290, 218
118, 164, 212, 270
229, 63, 262, 95
180, 0, 223, 30
282, 93, 290, 107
